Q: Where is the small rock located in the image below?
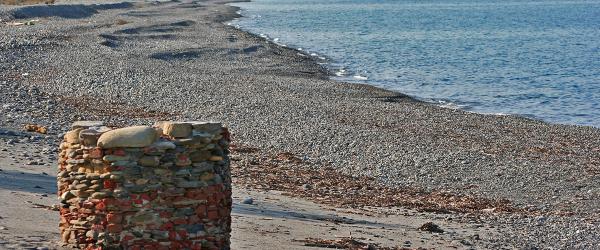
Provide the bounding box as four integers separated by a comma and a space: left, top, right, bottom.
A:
103, 155, 130, 162
60, 191, 75, 201
79, 129, 102, 146
418, 222, 444, 233
71, 121, 105, 130
148, 141, 176, 151
138, 156, 160, 167
242, 197, 254, 205
209, 156, 224, 161
162, 122, 192, 138
90, 192, 108, 199
191, 122, 222, 133
460, 239, 472, 246
64, 128, 83, 144
97, 126, 158, 148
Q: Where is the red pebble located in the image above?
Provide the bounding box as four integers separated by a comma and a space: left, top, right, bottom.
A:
103, 198, 116, 206
179, 230, 189, 239
149, 191, 158, 200
207, 210, 219, 220
82, 201, 95, 209
140, 193, 150, 201
107, 223, 122, 233
172, 218, 187, 225
159, 211, 172, 218
192, 243, 202, 250
169, 231, 179, 241
106, 213, 122, 224
196, 193, 207, 200
113, 149, 126, 156
222, 128, 231, 142
188, 215, 200, 224
170, 242, 181, 250
195, 205, 207, 217
89, 147, 103, 158
95, 201, 106, 211
122, 235, 134, 242
160, 222, 174, 231
119, 200, 133, 209
103, 180, 116, 190
219, 208, 230, 217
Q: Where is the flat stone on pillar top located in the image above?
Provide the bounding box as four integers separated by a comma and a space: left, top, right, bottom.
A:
191, 121, 223, 133
71, 121, 106, 130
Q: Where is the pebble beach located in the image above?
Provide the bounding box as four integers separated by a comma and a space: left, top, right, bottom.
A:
1, 0, 599, 248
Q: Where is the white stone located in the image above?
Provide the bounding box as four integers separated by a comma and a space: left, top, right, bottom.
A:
71, 121, 105, 130
97, 126, 158, 148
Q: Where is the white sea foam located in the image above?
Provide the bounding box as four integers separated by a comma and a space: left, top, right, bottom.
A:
437, 101, 467, 110
353, 75, 368, 80
335, 69, 347, 76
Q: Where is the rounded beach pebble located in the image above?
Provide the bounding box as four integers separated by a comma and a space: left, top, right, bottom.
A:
162, 122, 192, 138
97, 126, 157, 148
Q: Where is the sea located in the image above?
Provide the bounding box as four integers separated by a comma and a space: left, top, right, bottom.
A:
228, 0, 600, 127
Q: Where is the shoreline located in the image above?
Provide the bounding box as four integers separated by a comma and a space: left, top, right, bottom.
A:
226, 1, 599, 129
1, 0, 600, 248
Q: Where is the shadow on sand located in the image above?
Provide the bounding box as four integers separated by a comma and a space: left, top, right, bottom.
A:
232, 202, 391, 227
0, 170, 56, 194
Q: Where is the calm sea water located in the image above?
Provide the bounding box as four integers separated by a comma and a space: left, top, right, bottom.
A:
229, 0, 600, 127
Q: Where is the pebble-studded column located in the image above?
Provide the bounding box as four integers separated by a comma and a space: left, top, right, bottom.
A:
57, 121, 231, 249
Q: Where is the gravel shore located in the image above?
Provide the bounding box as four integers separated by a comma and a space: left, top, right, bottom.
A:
1, 0, 599, 248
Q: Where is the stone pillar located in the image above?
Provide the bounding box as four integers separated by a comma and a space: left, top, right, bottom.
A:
57, 121, 231, 249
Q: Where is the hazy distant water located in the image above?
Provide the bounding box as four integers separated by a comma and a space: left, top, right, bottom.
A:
230, 0, 600, 127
